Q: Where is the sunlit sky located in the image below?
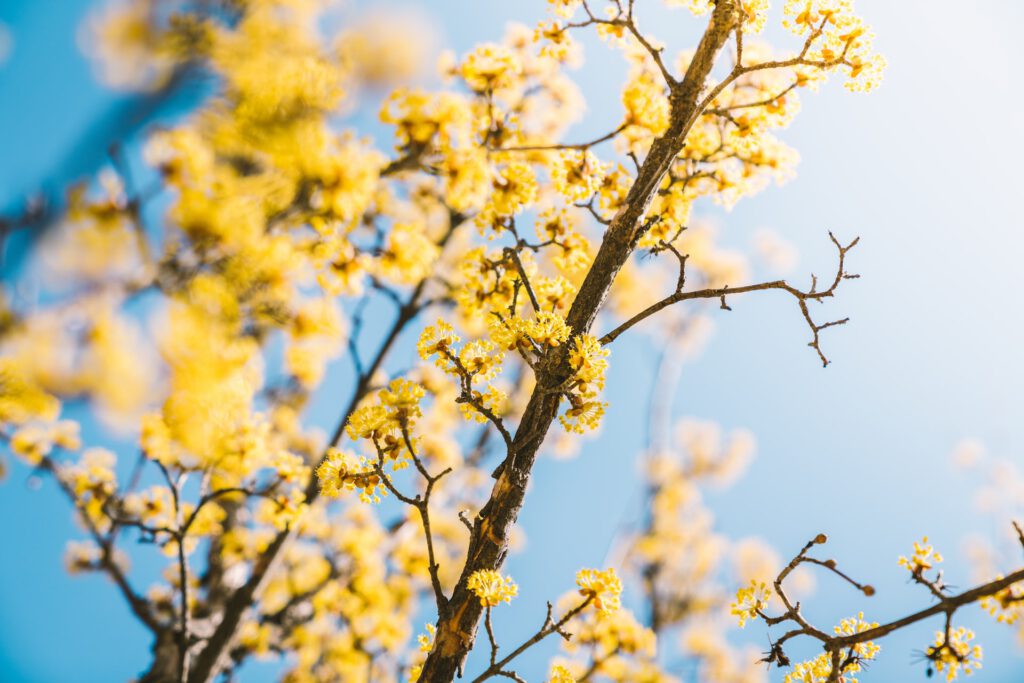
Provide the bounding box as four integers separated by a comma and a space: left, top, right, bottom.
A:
2, 1, 1024, 681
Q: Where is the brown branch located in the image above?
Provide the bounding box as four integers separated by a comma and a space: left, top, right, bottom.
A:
760, 533, 1024, 681
470, 597, 593, 683
151, 461, 193, 683
37, 457, 161, 633
575, 197, 612, 226
484, 607, 499, 668
442, 348, 516, 451
404, 429, 454, 617
503, 247, 541, 314
571, 0, 676, 87
599, 232, 859, 366
831, 569, 1024, 649
417, 3, 745, 680
692, 14, 847, 126
491, 122, 628, 153
706, 79, 801, 116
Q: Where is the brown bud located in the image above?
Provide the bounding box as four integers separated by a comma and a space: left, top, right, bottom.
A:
862, 585, 876, 597
814, 533, 828, 545
824, 559, 837, 569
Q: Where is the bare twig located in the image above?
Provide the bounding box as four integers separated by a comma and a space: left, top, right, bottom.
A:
470, 597, 593, 683
600, 233, 859, 366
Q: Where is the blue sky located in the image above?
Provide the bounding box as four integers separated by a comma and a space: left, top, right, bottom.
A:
2, 1, 1024, 681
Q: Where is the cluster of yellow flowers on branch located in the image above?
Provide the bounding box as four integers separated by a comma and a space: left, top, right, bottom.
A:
3, 0, 1024, 682
460, 567, 627, 683
732, 533, 1024, 683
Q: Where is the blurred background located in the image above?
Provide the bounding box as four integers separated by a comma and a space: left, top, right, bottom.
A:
2, 0, 1024, 681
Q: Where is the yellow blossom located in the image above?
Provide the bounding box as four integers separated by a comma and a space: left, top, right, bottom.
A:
546, 664, 576, 683
467, 569, 518, 607
898, 535, 943, 574
926, 627, 982, 682
731, 579, 771, 628
459, 44, 522, 93
576, 567, 623, 614
377, 223, 441, 286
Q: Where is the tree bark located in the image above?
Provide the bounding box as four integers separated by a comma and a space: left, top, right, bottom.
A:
417, 3, 742, 681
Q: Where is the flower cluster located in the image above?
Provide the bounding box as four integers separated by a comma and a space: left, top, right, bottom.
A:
346, 378, 426, 465
489, 311, 571, 353
467, 569, 519, 607
926, 626, 983, 682
9, 420, 80, 466
783, 613, 880, 683
560, 335, 610, 433
546, 663, 576, 683
418, 320, 509, 425
549, 149, 608, 204
782, 0, 886, 92
316, 447, 385, 504
898, 535, 944, 575
575, 567, 623, 615
981, 579, 1024, 626
731, 579, 772, 628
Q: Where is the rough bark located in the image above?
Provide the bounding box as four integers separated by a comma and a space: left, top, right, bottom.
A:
417, 3, 742, 681
139, 631, 182, 683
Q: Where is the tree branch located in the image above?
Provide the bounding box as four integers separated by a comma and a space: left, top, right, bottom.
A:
600, 232, 859, 366
417, 4, 745, 680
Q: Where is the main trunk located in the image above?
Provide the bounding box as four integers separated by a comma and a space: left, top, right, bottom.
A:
417, 3, 741, 681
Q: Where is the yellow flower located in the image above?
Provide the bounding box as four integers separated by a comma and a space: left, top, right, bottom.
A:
458, 339, 504, 382
559, 334, 610, 433
11, 420, 80, 465
782, 0, 885, 92
981, 578, 1024, 625
418, 320, 461, 367
310, 136, 384, 222
526, 311, 572, 348
238, 621, 274, 657
255, 486, 308, 531
731, 579, 771, 628
459, 43, 521, 93
547, 0, 582, 20
417, 623, 436, 652
379, 378, 426, 428
64, 540, 102, 574
467, 569, 518, 607
835, 611, 881, 664
346, 404, 393, 442
898, 535, 943, 574
546, 664, 576, 683
576, 567, 622, 614
0, 358, 61, 426
316, 448, 384, 503
377, 223, 440, 286
568, 334, 608, 389
487, 161, 538, 218
314, 237, 367, 296
622, 70, 669, 142
549, 149, 607, 204
926, 626, 982, 682
782, 612, 880, 683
